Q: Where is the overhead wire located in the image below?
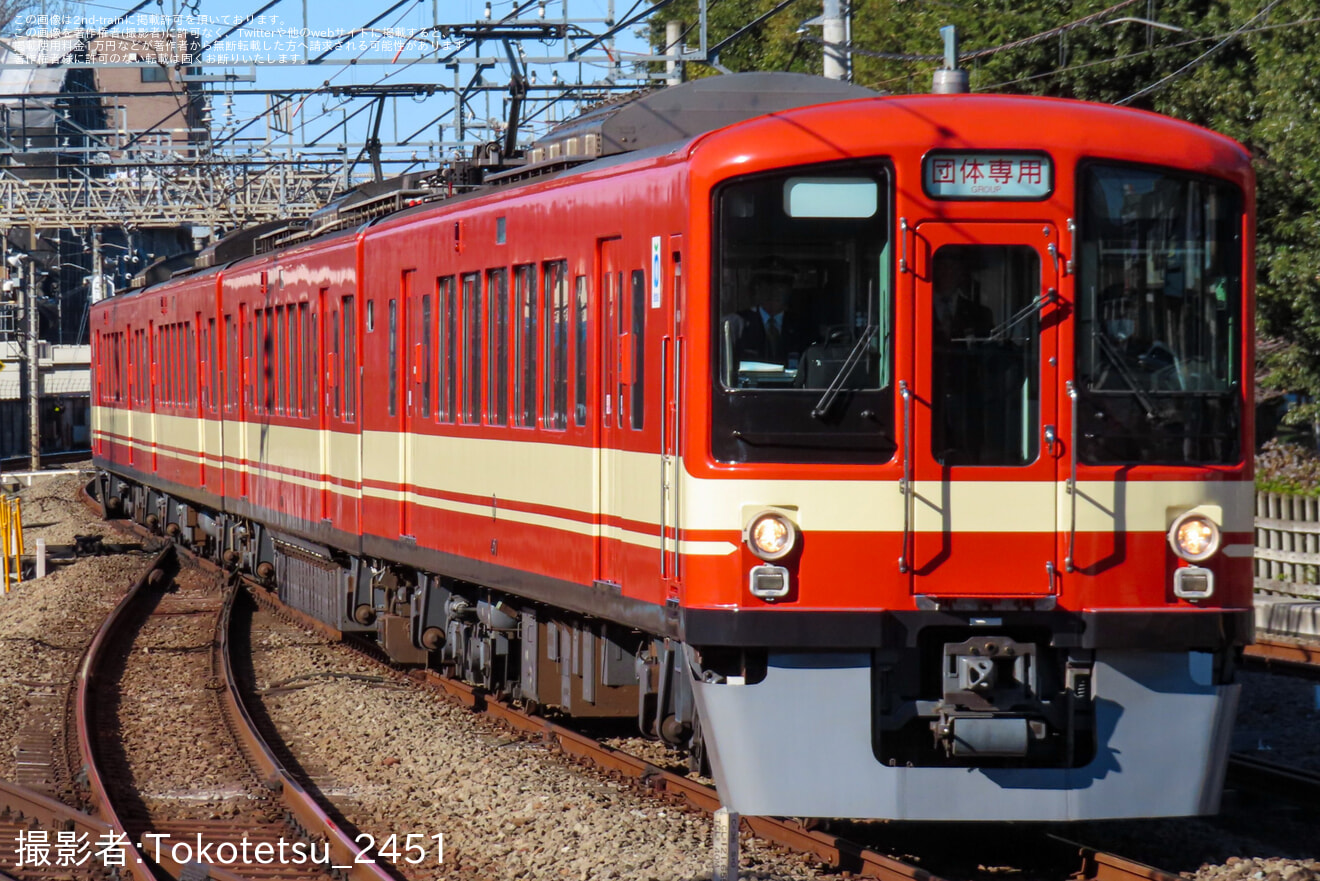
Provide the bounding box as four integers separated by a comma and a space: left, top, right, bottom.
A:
1117, 0, 1287, 104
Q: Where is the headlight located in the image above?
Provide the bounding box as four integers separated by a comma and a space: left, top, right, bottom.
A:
1168, 513, 1221, 563
745, 511, 797, 562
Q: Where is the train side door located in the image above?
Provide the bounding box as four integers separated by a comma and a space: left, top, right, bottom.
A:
392, 277, 411, 539
148, 320, 158, 473
404, 272, 430, 541
597, 237, 625, 590
660, 236, 683, 601
908, 222, 1062, 598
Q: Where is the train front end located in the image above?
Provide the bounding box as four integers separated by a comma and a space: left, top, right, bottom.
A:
678, 95, 1254, 821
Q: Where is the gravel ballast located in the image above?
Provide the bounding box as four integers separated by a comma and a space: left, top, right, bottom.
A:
1, 473, 1317, 881
0, 471, 155, 785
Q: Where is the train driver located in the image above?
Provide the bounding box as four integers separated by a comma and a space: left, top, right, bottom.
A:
726, 261, 811, 367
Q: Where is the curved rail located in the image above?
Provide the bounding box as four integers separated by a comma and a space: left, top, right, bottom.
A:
74, 544, 178, 881
71, 503, 399, 881
216, 581, 400, 881
251, 581, 1190, 881
82, 474, 1220, 881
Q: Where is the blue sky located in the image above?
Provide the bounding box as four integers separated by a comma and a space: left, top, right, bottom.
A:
20, 0, 658, 169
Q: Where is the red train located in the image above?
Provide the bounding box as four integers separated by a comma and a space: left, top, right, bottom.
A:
92, 72, 1254, 820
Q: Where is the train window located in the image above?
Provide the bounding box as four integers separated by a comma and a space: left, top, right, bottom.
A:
242, 308, 252, 411
208, 318, 218, 412
388, 298, 398, 418
111, 334, 122, 403
330, 309, 341, 419
160, 326, 169, 405
487, 268, 508, 426
260, 313, 269, 412
171, 326, 179, 406
420, 294, 432, 419
199, 323, 206, 409
253, 312, 260, 413
515, 264, 537, 428
291, 306, 301, 416
188, 323, 196, 407
543, 260, 568, 431
574, 275, 588, 427
263, 309, 274, 414
301, 303, 314, 417
1076, 163, 1243, 465
930, 245, 1041, 466
784, 177, 878, 218
630, 269, 645, 430
343, 297, 356, 422
158, 327, 167, 405
172, 326, 179, 406
225, 315, 237, 414
712, 162, 895, 464
438, 277, 456, 423
462, 273, 482, 424
284, 306, 295, 415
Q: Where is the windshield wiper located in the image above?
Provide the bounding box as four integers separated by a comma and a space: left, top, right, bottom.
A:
811, 324, 877, 419
986, 288, 1057, 341
1094, 333, 1158, 418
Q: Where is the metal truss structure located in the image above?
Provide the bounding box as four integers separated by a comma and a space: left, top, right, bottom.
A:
0, 161, 344, 229
0, 1, 724, 230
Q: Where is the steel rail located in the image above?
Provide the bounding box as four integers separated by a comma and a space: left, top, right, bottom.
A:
248, 578, 1196, 881
0, 777, 115, 854
73, 543, 179, 881
1049, 838, 1184, 881
82, 478, 1226, 881
215, 578, 401, 881
1226, 753, 1320, 804
1243, 636, 1320, 680
74, 486, 397, 881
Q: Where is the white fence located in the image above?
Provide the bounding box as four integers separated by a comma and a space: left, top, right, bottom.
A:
1255, 492, 1320, 600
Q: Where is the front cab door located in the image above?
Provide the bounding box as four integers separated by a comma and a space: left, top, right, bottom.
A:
909, 222, 1063, 599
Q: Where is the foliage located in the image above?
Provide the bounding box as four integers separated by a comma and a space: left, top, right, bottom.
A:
1256, 440, 1320, 495
645, 1, 1320, 445
0, 0, 52, 34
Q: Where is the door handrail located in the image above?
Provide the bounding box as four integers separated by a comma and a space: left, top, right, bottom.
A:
898, 379, 912, 574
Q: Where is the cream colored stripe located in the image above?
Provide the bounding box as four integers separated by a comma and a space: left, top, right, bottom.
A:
1064, 480, 1255, 534
363, 430, 597, 516
96, 409, 1255, 540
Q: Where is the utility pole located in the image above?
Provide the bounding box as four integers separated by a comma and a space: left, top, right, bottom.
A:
90, 228, 104, 304
665, 20, 684, 86
25, 229, 39, 471
822, 0, 848, 81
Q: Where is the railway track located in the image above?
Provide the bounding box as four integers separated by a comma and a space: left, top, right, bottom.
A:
1243, 635, 1320, 680
1226, 753, 1320, 804
241, 573, 1188, 881
54, 515, 402, 881
55, 482, 1304, 881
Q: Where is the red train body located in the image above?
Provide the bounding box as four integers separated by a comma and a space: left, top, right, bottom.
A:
92, 74, 1254, 820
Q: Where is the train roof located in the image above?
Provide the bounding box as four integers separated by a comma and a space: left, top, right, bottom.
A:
116, 77, 1249, 297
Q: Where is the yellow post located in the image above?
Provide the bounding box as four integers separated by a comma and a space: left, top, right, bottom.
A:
11, 498, 21, 586
1, 497, 10, 594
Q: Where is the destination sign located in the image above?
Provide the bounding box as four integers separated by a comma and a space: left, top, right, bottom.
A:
923, 152, 1053, 200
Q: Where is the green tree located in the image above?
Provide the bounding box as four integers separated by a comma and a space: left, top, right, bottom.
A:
649, 0, 1320, 440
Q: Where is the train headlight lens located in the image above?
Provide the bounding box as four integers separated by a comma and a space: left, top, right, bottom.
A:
746, 511, 797, 561
1169, 513, 1220, 563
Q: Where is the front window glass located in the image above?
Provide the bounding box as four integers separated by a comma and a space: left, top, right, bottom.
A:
712, 164, 894, 464
1077, 164, 1242, 464
931, 245, 1040, 466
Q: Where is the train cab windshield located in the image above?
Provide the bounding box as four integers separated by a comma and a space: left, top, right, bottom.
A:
712, 164, 895, 464
1076, 164, 1244, 465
